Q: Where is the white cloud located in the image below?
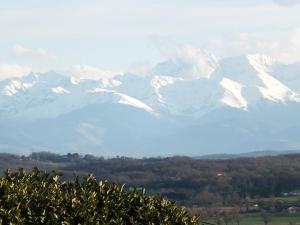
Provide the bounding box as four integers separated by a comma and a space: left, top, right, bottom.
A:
205, 33, 277, 56
62, 65, 122, 80
12, 44, 56, 60
151, 36, 218, 78
173, 45, 218, 78
127, 61, 153, 76
277, 28, 300, 63
273, 0, 300, 6
0, 64, 31, 80
203, 28, 300, 64
0, 1, 299, 70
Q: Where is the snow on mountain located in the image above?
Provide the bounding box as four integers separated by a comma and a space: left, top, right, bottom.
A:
0, 54, 300, 156
2, 80, 35, 96
0, 71, 153, 121
51, 86, 70, 94
214, 55, 300, 107
220, 77, 247, 110
269, 62, 300, 93
247, 55, 299, 103
88, 87, 155, 114
1, 54, 299, 119
1, 54, 299, 120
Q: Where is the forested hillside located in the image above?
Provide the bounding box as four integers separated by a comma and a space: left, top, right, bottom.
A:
1, 152, 300, 207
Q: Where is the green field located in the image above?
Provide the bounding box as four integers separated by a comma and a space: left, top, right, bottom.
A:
204, 213, 300, 225
238, 213, 300, 225
272, 196, 300, 203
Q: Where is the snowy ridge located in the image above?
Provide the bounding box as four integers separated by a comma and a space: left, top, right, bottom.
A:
1, 53, 300, 156
2, 80, 35, 96
52, 86, 70, 94
88, 87, 155, 114
220, 77, 247, 110
248, 55, 300, 103
0, 53, 299, 121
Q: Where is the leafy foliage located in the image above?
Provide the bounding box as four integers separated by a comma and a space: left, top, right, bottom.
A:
0, 168, 198, 225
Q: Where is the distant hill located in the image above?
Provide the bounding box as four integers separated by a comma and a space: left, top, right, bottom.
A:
1, 152, 300, 207
196, 150, 300, 160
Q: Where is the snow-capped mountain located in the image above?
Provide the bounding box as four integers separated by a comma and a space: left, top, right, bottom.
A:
1, 54, 300, 157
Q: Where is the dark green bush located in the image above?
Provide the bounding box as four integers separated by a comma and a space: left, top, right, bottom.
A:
0, 168, 199, 225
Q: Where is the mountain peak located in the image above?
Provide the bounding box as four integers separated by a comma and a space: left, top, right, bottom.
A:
246, 54, 274, 68
1, 54, 300, 156
0, 54, 299, 120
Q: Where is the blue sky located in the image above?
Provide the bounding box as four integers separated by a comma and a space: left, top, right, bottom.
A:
0, 0, 300, 79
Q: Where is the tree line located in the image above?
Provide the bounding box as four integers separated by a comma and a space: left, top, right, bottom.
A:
1, 152, 300, 208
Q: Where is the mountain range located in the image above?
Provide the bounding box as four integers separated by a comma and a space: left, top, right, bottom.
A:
1, 54, 300, 157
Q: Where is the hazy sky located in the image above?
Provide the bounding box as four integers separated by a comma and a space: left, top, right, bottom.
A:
1, 0, 300, 79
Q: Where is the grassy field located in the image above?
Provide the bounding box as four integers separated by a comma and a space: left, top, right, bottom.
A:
271, 196, 300, 203
204, 213, 300, 225
238, 213, 300, 225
